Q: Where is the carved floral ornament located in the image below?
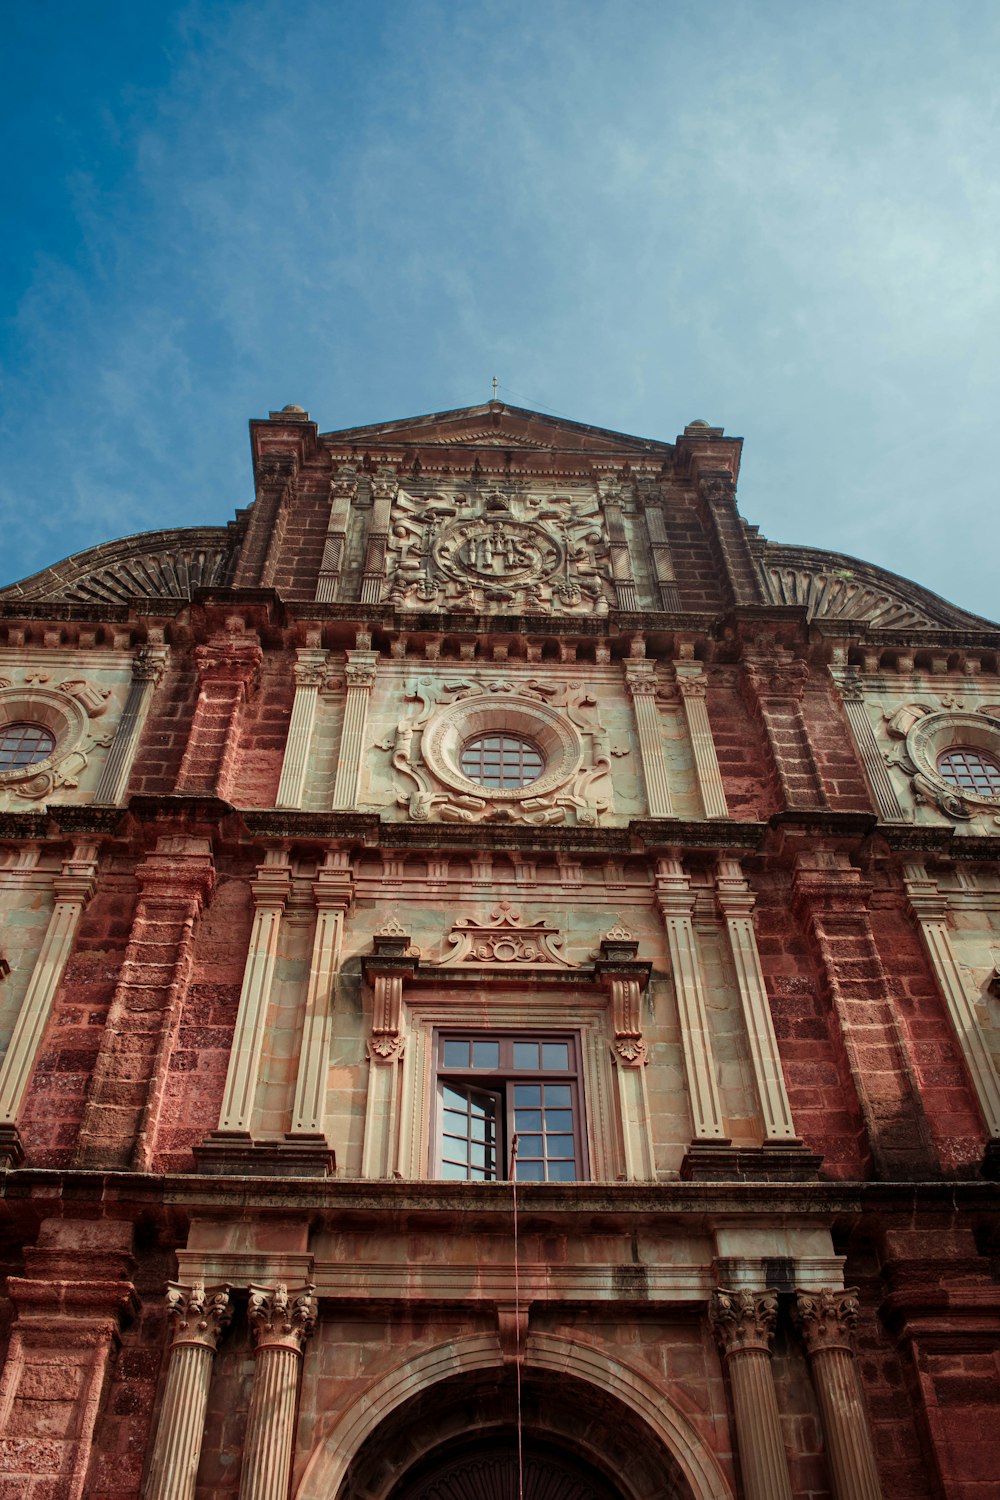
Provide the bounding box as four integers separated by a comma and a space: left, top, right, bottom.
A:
380, 674, 628, 827
886, 704, 1000, 822
441, 900, 574, 968
383, 481, 615, 614
0, 673, 116, 802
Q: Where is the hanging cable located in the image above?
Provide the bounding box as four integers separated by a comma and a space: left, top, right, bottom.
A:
509, 1132, 524, 1500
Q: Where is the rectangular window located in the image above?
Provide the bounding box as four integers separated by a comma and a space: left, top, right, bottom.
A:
436, 1034, 584, 1182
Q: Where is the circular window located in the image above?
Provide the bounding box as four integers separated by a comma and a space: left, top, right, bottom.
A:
0, 722, 56, 772
460, 733, 544, 789
937, 746, 1000, 798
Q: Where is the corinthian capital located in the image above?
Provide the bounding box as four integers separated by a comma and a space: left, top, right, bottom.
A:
710, 1287, 778, 1355
794, 1287, 860, 1354
248, 1283, 317, 1351
166, 1281, 232, 1349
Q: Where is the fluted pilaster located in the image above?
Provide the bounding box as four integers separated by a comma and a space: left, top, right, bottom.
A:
626, 662, 672, 816
795, 1289, 882, 1500
239, 1284, 316, 1500
144, 1284, 231, 1500
331, 651, 378, 809
710, 1288, 792, 1500
275, 650, 328, 808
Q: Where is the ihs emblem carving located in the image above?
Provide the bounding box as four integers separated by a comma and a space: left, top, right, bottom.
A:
384, 483, 614, 614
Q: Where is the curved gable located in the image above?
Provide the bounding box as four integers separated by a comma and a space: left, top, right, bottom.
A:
0, 527, 236, 604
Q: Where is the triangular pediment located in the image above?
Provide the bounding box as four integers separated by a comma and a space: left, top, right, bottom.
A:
320, 402, 674, 457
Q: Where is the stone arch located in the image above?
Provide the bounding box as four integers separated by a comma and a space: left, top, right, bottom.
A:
293, 1333, 733, 1500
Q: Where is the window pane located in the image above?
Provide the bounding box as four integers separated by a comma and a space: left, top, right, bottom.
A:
516, 1160, 544, 1181
547, 1134, 575, 1158
441, 1160, 468, 1180
442, 1085, 467, 1109
443, 1110, 469, 1134
545, 1110, 574, 1132
547, 1160, 577, 1182
512, 1041, 539, 1070
443, 1040, 469, 1068
543, 1085, 572, 1107
541, 1042, 569, 1070
513, 1084, 541, 1107
472, 1040, 499, 1070
444, 1138, 469, 1164
516, 1134, 544, 1158
460, 733, 544, 789
513, 1109, 542, 1132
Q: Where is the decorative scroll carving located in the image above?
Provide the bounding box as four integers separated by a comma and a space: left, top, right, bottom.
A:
709, 1287, 778, 1355
0, 677, 118, 803
439, 900, 575, 968
886, 707, 1000, 822
383, 481, 614, 614
793, 1288, 859, 1354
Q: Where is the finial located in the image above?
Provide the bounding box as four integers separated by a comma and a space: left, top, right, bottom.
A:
491, 375, 499, 401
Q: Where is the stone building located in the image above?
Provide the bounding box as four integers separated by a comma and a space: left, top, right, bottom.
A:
0, 399, 997, 1500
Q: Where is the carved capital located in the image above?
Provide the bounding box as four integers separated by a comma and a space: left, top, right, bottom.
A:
132, 647, 168, 684
166, 1281, 232, 1350
193, 636, 263, 690
794, 1287, 860, 1355
248, 1282, 317, 1352
744, 657, 809, 700
677, 675, 707, 700
345, 649, 379, 690
625, 662, 657, 698
293, 649, 329, 689
710, 1287, 778, 1356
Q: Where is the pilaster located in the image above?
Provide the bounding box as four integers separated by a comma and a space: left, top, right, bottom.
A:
143, 1283, 232, 1500
0, 839, 99, 1166
94, 646, 168, 804
640, 489, 681, 611
626, 661, 673, 817
595, 928, 655, 1181
654, 858, 727, 1152
239, 1284, 316, 1500
597, 480, 638, 610
361, 923, 415, 1178
676, 666, 729, 818
197, 845, 292, 1171
275, 648, 329, 807
359, 466, 398, 603
838, 674, 907, 820
744, 655, 829, 810
0, 1218, 138, 1500
794, 1288, 883, 1500
316, 463, 358, 602
904, 859, 1000, 1144
709, 1287, 793, 1500
76, 835, 216, 1170
331, 649, 379, 809
175, 625, 263, 799
694, 470, 763, 608
792, 847, 936, 1178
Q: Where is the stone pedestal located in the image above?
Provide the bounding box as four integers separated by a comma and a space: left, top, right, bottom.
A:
710, 1287, 792, 1500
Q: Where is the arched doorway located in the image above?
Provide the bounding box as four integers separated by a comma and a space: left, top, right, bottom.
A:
388, 1431, 626, 1500
337, 1366, 698, 1500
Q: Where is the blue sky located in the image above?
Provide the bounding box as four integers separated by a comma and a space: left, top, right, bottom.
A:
2, 1, 999, 618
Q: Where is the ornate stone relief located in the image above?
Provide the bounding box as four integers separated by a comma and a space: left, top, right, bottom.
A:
0, 673, 117, 802
885, 703, 1000, 822
383, 481, 615, 614
438, 900, 575, 968
377, 674, 627, 826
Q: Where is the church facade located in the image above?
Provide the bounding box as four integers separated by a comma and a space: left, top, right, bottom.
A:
0, 400, 997, 1498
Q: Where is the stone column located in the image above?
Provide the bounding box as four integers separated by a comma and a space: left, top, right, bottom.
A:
0, 841, 98, 1163
794, 1289, 883, 1500
275, 648, 328, 808
143, 1283, 232, 1500
655, 858, 726, 1142
710, 1288, 792, 1500
239, 1284, 317, 1500
676, 669, 729, 819
331, 650, 379, 810
626, 661, 673, 817
94, 646, 168, 804
288, 850, 353, 1142
715, 857, 797, 1142
214, 845, 292, 1137
904, 860, 1000, 1139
